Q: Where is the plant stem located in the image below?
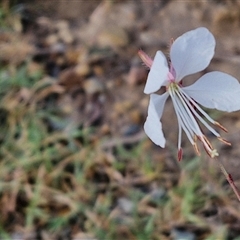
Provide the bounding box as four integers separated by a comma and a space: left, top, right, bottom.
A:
217, 158, 240, 201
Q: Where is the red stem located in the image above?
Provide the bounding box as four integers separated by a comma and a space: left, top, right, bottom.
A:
218, 160, 240, 201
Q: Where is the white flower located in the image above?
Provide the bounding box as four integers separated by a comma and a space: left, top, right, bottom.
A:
139, 27, 240, 160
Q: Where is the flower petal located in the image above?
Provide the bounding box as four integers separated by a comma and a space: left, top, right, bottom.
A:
182, 71, 240, 112
170, 27, 215, 81
144, 92, 169, 147
144, 51, 169, 94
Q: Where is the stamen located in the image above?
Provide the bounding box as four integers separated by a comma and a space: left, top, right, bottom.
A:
177, 115, 182, 151
203, 146, 212, 158
174, 107, 194, 144
174, 90, 203, 137
169, 88, 195, 144
203, 145, 216, 158
168, 82, 228, 158
198, 135, 219, 158
175, 98, 199, 136
177, 90, 221, 138
202, 135, 214, 150
193, 143, 200, 156
179, 88, 223, 127
178, 148, 183, 161
217, 137, 231, 146
214, 121, 228, 133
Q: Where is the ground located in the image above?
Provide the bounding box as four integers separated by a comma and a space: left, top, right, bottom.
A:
1, 0, 240, 239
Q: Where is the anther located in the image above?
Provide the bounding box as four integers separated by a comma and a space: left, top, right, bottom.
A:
193, 143, 200, 156
218, 137, 231, 146
178, 148, 183, 161
214, 121, 228, 133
